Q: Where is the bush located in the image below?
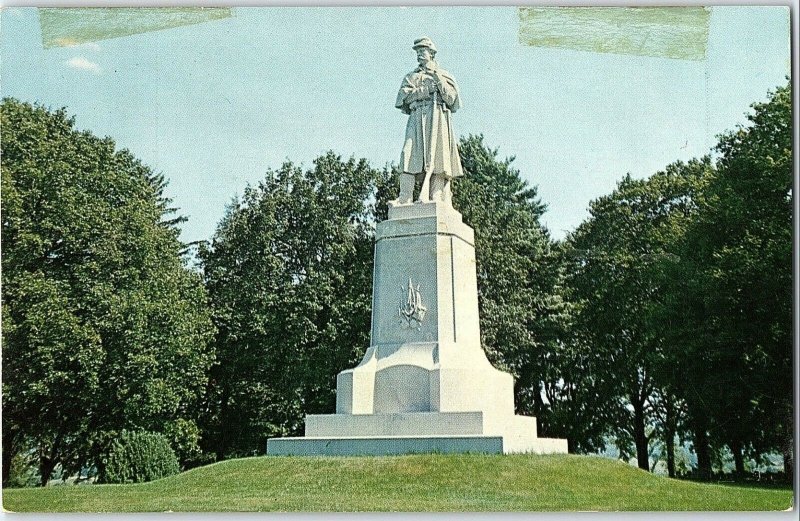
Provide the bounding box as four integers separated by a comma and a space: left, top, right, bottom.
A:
101, 431, 179, 484
164, 419, 204, 469
6, 450, 40, 488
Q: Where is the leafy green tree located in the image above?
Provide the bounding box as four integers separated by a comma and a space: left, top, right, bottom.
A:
659, 82, 792, 478
452, 136, 573, 442
1, 99, 214, 486
537, 297, 620, 454
198, 153, 380, 458
564, 158, 712, 470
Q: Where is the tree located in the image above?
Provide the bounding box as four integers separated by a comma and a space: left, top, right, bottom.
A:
198, 152, 380, 458
1, 99, 214, 486
659, 82, 792, 478
537, 286, 621, 454
451, 136, 573, 442
563, 158, 712, 471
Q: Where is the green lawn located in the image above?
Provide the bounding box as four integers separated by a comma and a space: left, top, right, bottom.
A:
2, 454, 793, 512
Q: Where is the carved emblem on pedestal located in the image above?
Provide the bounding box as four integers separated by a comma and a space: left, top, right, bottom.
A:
399, 278, 427, 330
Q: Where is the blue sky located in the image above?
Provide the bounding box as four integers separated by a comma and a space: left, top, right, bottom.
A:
1, 6, 791, 242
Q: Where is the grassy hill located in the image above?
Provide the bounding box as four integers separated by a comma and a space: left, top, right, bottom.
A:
2, 454, 793, 512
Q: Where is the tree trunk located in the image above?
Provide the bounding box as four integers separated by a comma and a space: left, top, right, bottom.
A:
2, 430, 15, 487
781, 410, 793, 481
38, 432, 63, 487
693, 422, 712, 481
216, 387, 231, 460
731, 439, 744, 479
783, 450, 793, 481
532, 388, 547, 437
665, 398, 676, 478
38, 455, 56, 487
633, 398, 649, 471
666, 437, 676, 478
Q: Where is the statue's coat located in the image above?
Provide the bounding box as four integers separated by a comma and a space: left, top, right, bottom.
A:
395, 64, 464, 178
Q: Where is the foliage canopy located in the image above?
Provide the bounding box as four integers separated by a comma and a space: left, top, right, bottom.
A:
1, 99, 214, 486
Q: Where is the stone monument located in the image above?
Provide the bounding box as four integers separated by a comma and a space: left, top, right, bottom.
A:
267, 38, 567, 456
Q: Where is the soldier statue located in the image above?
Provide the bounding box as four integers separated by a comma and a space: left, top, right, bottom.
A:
393, 37, 464, 205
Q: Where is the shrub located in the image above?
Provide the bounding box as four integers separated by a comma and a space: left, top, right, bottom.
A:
101, 430, 179, 484
6, 450, 40, 488
164, 419, 203, 469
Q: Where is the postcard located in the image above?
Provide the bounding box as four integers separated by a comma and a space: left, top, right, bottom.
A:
1, 5, 793, 513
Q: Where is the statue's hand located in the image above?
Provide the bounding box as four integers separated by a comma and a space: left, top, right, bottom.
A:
433, 74, 447, 90
420, 80, 435, 97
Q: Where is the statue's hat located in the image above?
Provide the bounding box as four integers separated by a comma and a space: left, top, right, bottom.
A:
412, 37, 437, 53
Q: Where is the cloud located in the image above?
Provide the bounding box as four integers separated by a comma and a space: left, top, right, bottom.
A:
66, 56, 101, 74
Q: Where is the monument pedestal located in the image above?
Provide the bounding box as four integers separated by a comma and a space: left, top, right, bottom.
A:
267, 201, 567, 455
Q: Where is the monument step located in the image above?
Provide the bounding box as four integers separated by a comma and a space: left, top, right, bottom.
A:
306, 411, 541, 439
266, 435, 568, 456
306, 411, 485, 437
